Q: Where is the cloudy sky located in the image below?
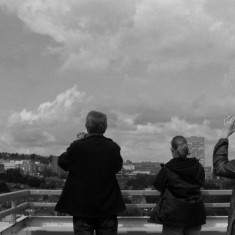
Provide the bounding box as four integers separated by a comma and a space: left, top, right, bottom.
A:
0, 0, 235, 165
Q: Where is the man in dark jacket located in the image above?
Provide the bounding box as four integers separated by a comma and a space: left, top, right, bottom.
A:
149, 136, 206, 235
213, 115, 235, 235
55, 110, 126, 235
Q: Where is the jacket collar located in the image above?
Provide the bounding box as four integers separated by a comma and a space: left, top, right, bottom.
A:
84, 133, 111, 141
85, 133, 104, 138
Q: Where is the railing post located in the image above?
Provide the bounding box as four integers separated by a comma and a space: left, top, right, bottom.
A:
11, 199, 16, 224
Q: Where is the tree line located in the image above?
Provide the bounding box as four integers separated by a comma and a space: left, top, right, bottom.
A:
0, 169, 65, 193
0, 152, 54, 164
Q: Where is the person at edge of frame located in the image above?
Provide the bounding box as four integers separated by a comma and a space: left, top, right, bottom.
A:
148, 135, 206, 235
55, 110, 126, 235
213, 115, 235, 235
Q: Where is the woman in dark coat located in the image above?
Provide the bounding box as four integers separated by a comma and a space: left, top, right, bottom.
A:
213, 115, 235, 235
149, 135, 206, 235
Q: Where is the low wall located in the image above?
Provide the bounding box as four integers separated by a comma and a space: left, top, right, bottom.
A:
1, 216, 228, 235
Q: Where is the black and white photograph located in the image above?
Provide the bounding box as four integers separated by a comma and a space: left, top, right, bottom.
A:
0, 1, 235, 234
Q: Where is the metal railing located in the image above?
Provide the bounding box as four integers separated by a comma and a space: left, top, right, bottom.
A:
0, 189, 232, 224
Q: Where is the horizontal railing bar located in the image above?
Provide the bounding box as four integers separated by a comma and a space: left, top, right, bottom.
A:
29, 202, 157, 208
201, 190, 232, 195
0, 189, 233, 220
28, 202, 231, 208
0, 202, 28, 219
29, 189, 233, 196
122, 190, 159, 196
29, 189, 62, 196
29, 202, 56, 207
30, 189, 159, 196
126, 204, 155, 208
0, 190, 30, 203
205, 203, 230, 208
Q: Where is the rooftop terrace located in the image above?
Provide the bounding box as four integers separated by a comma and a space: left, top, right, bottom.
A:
0, 189, 231, 234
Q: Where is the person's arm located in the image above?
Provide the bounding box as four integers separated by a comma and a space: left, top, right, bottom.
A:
213, 138, 235, 178
213, 116, 235, 178
153, 166, 168, 193
57, 143, 74, 171
58, 132, 86, 171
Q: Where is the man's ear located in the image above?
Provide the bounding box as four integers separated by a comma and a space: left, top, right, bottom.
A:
171, 148, 177, 158
85, 124, 89, 133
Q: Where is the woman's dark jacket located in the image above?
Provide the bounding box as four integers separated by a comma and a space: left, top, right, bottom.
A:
55, 134, 126, 218
149, 157, 206, 226
213, 138, 235, 235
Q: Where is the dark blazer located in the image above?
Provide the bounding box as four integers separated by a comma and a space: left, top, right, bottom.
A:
55, 134, 126, 218
213, 138, 235, 235
150, 157, 206, 226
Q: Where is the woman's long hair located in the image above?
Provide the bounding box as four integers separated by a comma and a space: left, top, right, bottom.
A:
171, 136, 190, 158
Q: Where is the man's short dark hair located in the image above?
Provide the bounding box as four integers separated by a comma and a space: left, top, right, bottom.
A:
85, 111, 107, 134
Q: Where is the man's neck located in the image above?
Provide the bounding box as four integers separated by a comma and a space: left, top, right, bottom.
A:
86, 133, 103, 137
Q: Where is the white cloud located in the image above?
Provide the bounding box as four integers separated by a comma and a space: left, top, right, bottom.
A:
133, 116, 220, 142
147, 58, 189, 74
9, 85, 86, 124
1, 0, 235, 164
60, 50, 110, 72
108, 110, 139, 130
190, 94, 235, 127
107, 113, 220, 164
223, 62, 235, 94
1, 89, 221, 163
2, 0, 235, 75
0, 0, 136, 72
1, 86, 91, 155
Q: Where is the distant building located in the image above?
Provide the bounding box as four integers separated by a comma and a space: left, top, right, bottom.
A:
20, 160, 30, 174
3, 161, 17, 170
133, 162, 162, 175
20, 160, 36, 175
51, 155, 66, 177
1, 160, 23, 172
123, 162, 135, 171
186, 136, 205, 167
35, 162, 47, 173
204, 166, 213, 180
0, 164, 4, 173
51, 155, 60, 175
132, 170, 151, 175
